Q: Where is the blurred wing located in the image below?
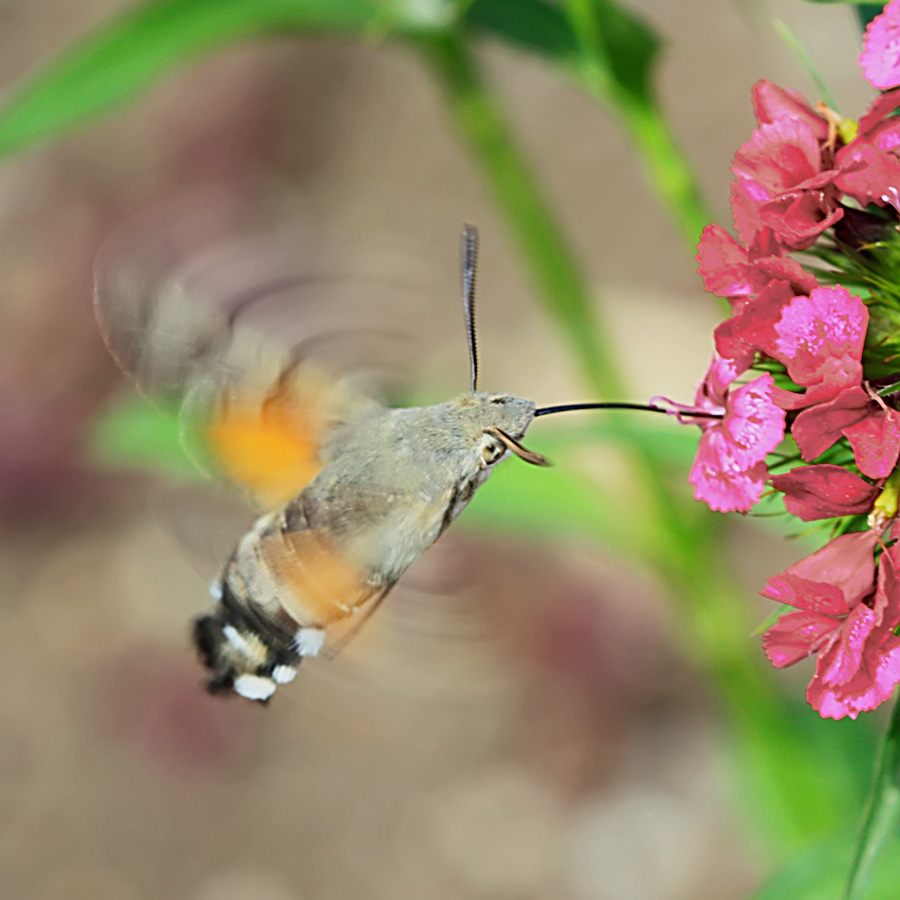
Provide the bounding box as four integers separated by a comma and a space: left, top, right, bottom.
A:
94, 198, 386, 509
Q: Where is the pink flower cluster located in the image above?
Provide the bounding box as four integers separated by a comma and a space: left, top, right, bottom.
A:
761, 530, 900, 720
668, 10, 900, 718
689, 73, 900, 514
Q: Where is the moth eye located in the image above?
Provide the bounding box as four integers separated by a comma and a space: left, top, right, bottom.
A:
481, 439, 506, 466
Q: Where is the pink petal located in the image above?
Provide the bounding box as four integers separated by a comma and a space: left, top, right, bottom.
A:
723, 373, 786, 468
773, 286, 867, 390
731, 178, 768, 247
762, 609, 841, 667
834, 139, 900, 207
852, 636, 900, 709
689, 434, 767, 513
769, 464, 878, 521
752, 80, 829, 140
858, 87, 900, 136
732, 118, 823, 195
761, 572, 848, 615
809, 635, 900, 719
729, 116, 840, 252
759, 191, 843, 251
684, 367, 784, 513
843, 407, 900, 479
743, 232, 819, 294
874, 546, 900, 631
807, 685, 860, 720
714, 280, 796, 361
790, 386, 870, 460
760, 530, 878, 612
819, 603, 878, 688
860, 0, 900, 90
692, 355, 744, 410
771, 383, 814, 412
696, 225, 753, 299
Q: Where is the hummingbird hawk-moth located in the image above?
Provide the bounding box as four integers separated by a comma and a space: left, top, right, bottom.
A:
95, 207, 623, 702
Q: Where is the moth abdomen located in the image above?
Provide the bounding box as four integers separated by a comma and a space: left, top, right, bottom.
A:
192, 578, 303, 701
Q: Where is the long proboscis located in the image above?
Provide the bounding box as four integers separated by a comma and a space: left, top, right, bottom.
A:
497, 402, 722, 469
534, 402, 722, 420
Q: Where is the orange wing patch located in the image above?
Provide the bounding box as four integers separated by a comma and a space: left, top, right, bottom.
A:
205, 391, 325, 510
257, 528, 376, 628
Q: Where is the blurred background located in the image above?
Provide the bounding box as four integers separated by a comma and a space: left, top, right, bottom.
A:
0, 2, 883, 899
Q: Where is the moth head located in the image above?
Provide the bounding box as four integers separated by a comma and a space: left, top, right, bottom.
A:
451, 391, 548, 468
455, 230, 548, 468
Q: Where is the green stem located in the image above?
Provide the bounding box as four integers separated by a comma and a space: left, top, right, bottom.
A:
561, 0, 712, 251
843, 696, 900, 900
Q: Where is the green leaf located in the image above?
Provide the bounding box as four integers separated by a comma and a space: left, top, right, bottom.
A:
464, 0, 579, 63
465, 0, 660, 107
572, 0, 661, 107
0, 0, 409, 160
463, 0, 710, 251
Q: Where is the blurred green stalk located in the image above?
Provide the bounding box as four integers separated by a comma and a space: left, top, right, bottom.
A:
562, 0, 712, 251
844, 697, 900, 900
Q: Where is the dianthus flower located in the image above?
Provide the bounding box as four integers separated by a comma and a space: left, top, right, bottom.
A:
666, 47, 900, 718
655, 356, 785, 513
731, 115, 844, 251
767, 286, 900, 478
761, 534, 900, 720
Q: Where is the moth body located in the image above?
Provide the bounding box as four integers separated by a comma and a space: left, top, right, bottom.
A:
94, 212, 560, 702
196, 392, 536, 699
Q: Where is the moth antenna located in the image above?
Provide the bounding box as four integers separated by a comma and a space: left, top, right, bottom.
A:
460, 224, 479, 393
